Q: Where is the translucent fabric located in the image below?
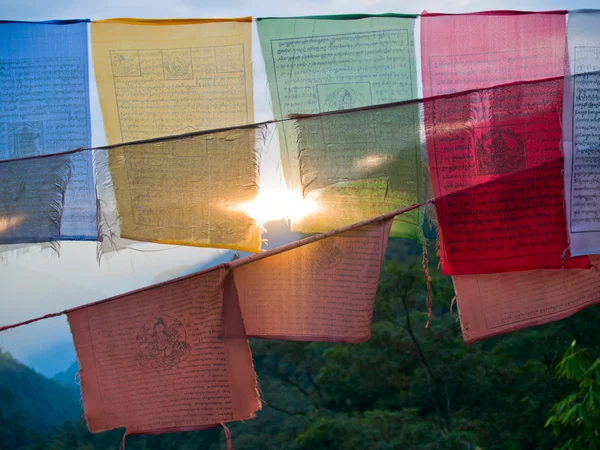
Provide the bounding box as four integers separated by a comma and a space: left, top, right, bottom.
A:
563, 10, 600, 256
0, 20, 96, 240
258, 15, 422, 239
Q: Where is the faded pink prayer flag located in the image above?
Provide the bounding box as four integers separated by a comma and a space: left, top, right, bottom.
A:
453, 257, 600, 344
68, 267, 260, 436
232, 219, 393, 343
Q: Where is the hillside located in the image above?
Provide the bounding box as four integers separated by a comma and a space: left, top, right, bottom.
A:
52, 362, 79, 392
0, 349, 82, 434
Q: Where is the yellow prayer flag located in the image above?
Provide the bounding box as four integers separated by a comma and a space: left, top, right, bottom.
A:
101, 127, 262, 252
91, 18, 253, 144
91, 19, 259, 252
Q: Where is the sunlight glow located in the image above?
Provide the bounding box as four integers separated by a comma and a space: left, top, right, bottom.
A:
243, 189, 318, 225
0, 215, 25, 235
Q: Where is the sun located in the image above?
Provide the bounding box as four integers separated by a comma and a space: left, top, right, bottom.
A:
243, 189, 318, 225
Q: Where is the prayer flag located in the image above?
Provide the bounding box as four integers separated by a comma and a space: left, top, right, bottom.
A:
258, 15, 421, 239
91, 18, 253, 145
0, 155, 72, 246
68, 267, 261, 435
563, 10, 600, 256
0, 20, 96, 240
95, 127, 262, 253
453, 256, 600, 344
232, 218, 393, 342
421, 12, 587, 274
291, 104, 422, 241
91, 18, 257, 252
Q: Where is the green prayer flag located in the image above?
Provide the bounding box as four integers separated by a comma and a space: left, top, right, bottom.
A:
258, 15, 422, 241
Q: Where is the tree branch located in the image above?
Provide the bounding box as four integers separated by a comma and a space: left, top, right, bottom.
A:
264, 403, 310, 417
399, 290, 452, 430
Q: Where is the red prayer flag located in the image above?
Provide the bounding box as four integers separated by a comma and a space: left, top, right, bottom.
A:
421, 12, 588, 275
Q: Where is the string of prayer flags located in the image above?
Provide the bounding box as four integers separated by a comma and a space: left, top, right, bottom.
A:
95, 126, 264, 253
0, 204, 422, 446
0, 20, 97, 241
68, 266, 261, 437
420, 12, 590, 275
1, 204, 422, 337
232, 217, 393, 342
0, 155, 72, 246
91, 17, 254, 145
257, 14, 422, 238
453, 257, 600, 344
563, 10, 600, 257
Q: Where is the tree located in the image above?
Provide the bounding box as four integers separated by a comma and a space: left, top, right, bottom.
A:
546, 340, 600, 450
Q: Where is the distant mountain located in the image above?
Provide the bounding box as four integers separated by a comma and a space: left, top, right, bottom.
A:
52, 361, 79, 392
151, 248, 238, 285
24, 339, 77, 379
0, 348, 82, 434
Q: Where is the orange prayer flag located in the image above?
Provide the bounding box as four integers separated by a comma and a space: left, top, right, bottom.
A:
67, 267, 260, 436
453, 257, 600, 344
232, 218, 393, 342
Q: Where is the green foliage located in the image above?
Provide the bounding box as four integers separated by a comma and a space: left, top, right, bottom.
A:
0, 349, 81, 434
546, 341, 600, 449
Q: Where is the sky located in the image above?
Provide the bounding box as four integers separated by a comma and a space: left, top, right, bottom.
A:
0, 0, 597, 376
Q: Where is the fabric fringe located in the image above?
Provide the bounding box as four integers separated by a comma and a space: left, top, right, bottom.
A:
33, 154, 73, 256
0, 154, 72, 260
92, 148, 123, 262
0, 243, 60, 264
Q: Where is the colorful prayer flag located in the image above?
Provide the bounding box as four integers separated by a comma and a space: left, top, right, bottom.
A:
91, 18, 253, 145
232, 218, 393, 342
563, 10, 600, 256
95, 127, 262, 253
421, 12, 587, 274
0, 155, 72, 245
0, 20, 96, 240
68, 267, 261, 435
291, 104, 422, 241
258, 15, 421, 239
453, 256, 600, 344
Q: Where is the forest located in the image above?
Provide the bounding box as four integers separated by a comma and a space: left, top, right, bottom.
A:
1, 237, 599, 450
